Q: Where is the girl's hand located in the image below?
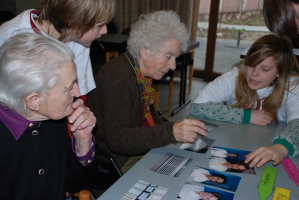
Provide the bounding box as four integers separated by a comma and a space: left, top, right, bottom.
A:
244, 144, 288, 168
173, 119, 207, 143
250, 110, 272, 126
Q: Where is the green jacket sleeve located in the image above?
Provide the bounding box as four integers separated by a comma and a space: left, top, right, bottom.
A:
271, 118, 299, 157
190, 102, 251, 124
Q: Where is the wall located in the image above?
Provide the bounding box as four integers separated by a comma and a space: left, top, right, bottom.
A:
244, 0, 260, 11
199, 0, 211, 14
199, 0, 262, 14
222, 0, 239, 12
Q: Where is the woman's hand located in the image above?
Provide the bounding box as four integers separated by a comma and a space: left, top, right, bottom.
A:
67, 99, 96, 156
250, 110, 273, 126
244, 144, 289, 168
173, 119, 207, 143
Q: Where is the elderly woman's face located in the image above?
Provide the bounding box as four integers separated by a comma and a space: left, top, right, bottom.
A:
140, 38, 181, 80
38, 61, 80, 120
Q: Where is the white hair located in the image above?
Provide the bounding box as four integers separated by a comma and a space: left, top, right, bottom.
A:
0, 32, 74, 114
127, 10, 189, 58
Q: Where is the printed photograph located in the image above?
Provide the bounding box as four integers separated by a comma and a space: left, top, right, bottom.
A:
211, 146, 251, 160
150, 152, 192, 177
209, 157, 256, 174
121, 180, 169, 200
177, 183, 235, 200
187, 167, 241, 192
180, 137, 215, 154
201, 120, 219, 132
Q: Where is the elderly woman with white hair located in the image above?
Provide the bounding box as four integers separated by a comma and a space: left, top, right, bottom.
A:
88, 10, 207, 173
0, 33, 97, 199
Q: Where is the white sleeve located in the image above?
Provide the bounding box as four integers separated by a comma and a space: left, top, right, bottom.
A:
178, 184, 204, 200
189, 168, 210, 183
0, 10, 33, 46
284, 82, 299, 123
193, 68, 238, 104
211, 148, 228, 157
209, 157, 228, 171
67, 42, 96, 95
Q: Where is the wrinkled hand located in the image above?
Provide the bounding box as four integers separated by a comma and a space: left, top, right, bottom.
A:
245, 144, 288, 168
250, 110, 272, 126
67, 99, 96, 155
173, 119, 207, 143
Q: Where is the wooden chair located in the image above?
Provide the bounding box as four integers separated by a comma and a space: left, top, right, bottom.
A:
188, 50, 195, 93
72, 190, 91, 200
106, 51, 118, 62
70, 148, 123, 199
91, 148, 123, 198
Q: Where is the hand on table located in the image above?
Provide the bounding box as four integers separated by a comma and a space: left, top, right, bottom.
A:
250, 110, 272, 126
173, 119, 207, 143
245, 144, 288, 168
67, 99, 96, 156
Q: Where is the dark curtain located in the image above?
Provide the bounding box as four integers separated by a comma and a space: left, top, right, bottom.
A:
118, 0, 193, 34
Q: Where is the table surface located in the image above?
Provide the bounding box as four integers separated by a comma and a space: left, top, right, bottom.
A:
186, 40, 199, 53
98, 116, 298, 200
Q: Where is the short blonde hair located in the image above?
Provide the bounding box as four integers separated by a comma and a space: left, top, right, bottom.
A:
127, 10, 189, 58
36, 0, 115, 41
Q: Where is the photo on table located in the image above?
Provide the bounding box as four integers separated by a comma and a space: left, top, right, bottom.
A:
201, 120, 219, 132
150, 152, 192, 177
209, 157, 256, 175
121, 180, 169, 200
187, 166, 241, 192
180, 137, 215, 154
211, 146, 252, 160
177, 182, 235, 200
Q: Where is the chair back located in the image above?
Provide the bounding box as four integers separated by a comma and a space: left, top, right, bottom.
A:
91, 148, 123, 198
90, 41, 106, 66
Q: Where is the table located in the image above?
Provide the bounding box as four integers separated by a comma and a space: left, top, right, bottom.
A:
96, 33, 129, 44
240, 47, 250, 59
171, 40, 200, 116
98, 116, 299, 200
96, 33, 129, 54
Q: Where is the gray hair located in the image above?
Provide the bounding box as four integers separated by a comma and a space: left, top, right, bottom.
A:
0, 32, 74, 114
127, 10, 189, 58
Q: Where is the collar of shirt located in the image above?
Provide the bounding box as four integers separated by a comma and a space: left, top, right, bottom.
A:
30, 10, 67, 44
0, 104, 38, 140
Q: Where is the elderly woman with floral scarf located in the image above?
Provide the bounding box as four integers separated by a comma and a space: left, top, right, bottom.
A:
88, 10, 207, 173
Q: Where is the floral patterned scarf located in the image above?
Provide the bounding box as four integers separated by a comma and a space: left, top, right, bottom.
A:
134, 58, 155, 119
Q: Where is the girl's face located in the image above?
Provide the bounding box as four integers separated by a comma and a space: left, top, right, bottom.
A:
74, 22, 107, 47
246, 56, 279, 90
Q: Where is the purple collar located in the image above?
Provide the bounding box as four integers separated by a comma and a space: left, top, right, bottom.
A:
0, 104, 38, 140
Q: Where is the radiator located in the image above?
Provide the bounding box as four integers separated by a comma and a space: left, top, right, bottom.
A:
15, 0, 42, 14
